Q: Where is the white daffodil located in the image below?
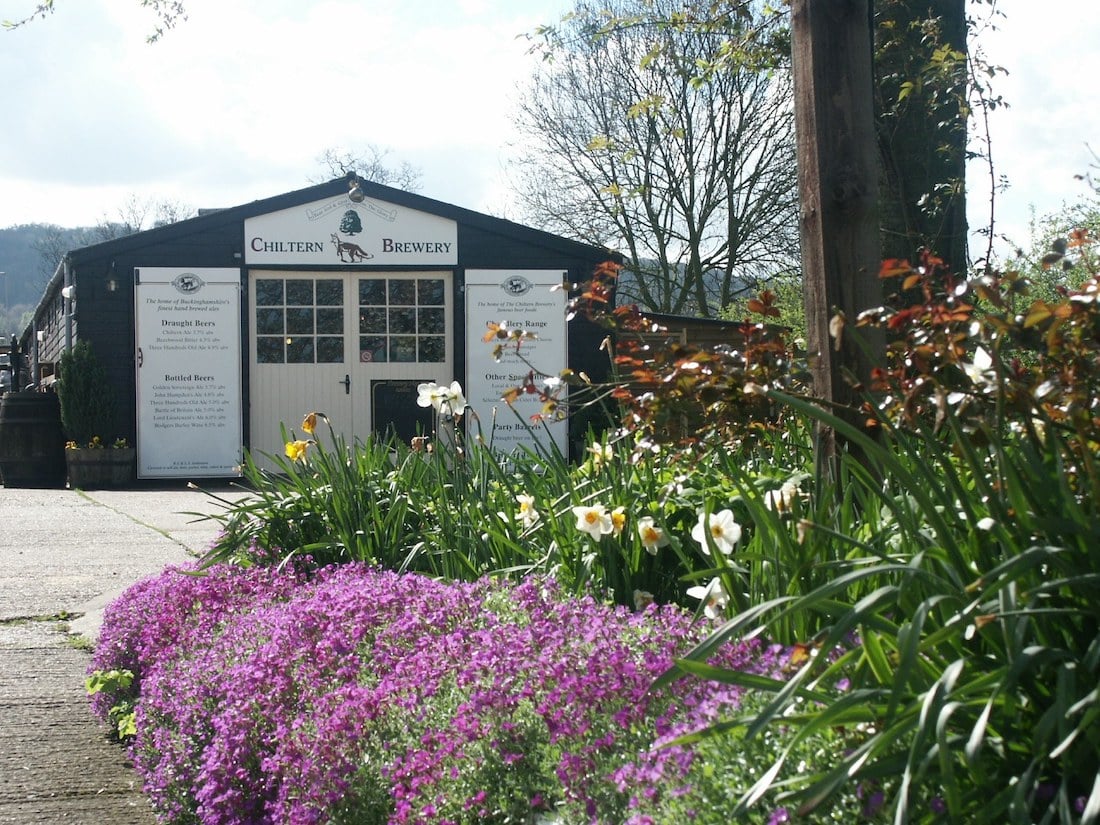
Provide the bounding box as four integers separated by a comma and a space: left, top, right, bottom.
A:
416, 380, 467, 417
417, 381, 444, 409
515, 493, 540, 528
796, 518, 812, 545
437, 380, 467, 416
691, 509, 742, 555
637, 516, 670, 555
828, 312, 845, 348
961, 347, 996, 389
763, 480, 801, 514
573, 504, 613, 539
686, 577, 730, 620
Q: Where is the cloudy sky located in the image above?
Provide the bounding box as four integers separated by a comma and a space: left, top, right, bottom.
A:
1, 0, 1096, 261
0, 0, 571, 226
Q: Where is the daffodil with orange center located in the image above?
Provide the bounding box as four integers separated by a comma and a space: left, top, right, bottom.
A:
637, 516, 670, 554
691, 509, 742, 556
572, 504, 613, 539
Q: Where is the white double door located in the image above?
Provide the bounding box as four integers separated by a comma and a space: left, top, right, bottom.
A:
248, 270, 453, 462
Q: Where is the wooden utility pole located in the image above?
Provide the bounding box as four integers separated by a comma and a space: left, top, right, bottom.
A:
790, 0, 883, 460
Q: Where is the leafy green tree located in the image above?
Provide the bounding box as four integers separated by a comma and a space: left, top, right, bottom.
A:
874, 0, 971, 271
58, 341, 116, 445
721, 272, 806, 344
1002, 193, 1100, 304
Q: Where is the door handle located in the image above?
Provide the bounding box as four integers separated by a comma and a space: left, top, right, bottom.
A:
340, 374, 350, 394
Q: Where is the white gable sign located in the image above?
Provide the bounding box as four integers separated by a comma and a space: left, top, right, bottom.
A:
245, 195, 458, 266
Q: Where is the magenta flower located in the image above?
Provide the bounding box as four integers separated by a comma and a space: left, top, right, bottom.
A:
91, 562, 777, 824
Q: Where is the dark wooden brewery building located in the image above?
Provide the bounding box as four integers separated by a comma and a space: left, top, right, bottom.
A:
14, 175, 614, 481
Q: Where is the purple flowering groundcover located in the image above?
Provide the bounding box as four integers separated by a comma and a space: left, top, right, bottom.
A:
90, 562, 781, 824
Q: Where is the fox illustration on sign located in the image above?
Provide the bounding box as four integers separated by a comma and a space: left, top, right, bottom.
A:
330, 233, 373, 263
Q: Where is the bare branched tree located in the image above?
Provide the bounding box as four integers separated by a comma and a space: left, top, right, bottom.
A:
513, 0, 799, 317
90, 194, 194, 243
31, 225, 77, 281
315, 146, 423, 193
28, 197, 194, 282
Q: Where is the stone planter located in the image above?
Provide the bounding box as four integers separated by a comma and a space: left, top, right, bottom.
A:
108, 448, 136, 487
66, 447, 136, 489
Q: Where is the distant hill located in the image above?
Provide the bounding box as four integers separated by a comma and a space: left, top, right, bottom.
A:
0, 223, 92, 338
0, 224, 92, 306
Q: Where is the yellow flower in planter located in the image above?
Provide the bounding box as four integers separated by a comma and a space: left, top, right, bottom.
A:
65, 436, 107, 449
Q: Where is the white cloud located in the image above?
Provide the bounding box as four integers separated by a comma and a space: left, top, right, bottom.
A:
966, 0, 1100, 257
0, 0, 570, 227
3, 0, 1092, 256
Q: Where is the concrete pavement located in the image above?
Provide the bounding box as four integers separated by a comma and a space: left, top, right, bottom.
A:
0, 484, 247, 824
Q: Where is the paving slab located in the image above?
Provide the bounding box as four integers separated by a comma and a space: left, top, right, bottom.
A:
0, 484, 250, 824
0, 621, 155, 825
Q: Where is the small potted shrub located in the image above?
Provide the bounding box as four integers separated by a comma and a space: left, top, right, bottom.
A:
58, 342, 132, 488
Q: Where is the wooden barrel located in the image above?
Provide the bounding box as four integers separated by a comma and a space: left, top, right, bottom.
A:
0, 392, 67, 488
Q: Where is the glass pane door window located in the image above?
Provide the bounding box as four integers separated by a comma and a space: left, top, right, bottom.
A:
358, 276, 446, 364
248, 271, 452, 467
255, 277, 345, 364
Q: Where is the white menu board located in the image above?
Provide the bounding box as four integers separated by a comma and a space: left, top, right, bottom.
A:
134, 268, 243, 478
465, 270, 568, 456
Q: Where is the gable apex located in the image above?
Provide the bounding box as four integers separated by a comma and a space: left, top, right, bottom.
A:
245, 191, 458, 267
